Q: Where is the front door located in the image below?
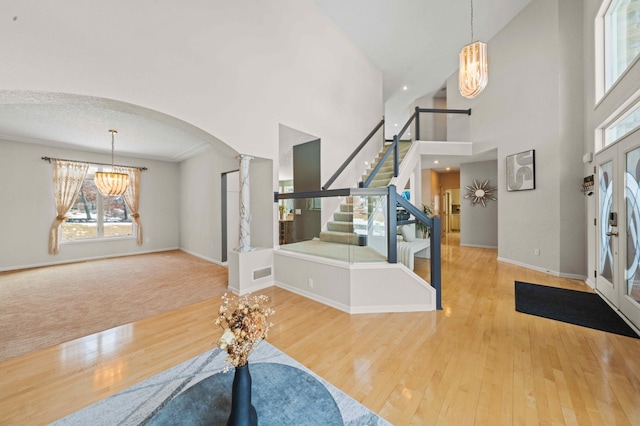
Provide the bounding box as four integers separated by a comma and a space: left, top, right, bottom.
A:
596, 128, 640, 330
596, 144, 618, 305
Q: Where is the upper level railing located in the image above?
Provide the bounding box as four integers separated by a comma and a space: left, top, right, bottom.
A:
360, 107, 470, 188
413, 107, 471, 141
322, 108, 471, 190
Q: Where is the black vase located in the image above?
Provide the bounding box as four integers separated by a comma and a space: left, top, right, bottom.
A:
227, 363, 258, 426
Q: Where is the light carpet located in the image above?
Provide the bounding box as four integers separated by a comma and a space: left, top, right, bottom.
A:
279, 239, 387, 263
0, 250, 227, 361
51, 341, 391, 426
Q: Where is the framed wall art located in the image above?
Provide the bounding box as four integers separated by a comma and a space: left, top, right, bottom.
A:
506, 149, 535, 191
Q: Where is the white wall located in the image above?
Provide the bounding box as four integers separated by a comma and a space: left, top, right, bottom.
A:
558, 0, 586, 276
179, 148, 238, 263
447, 0, 586, 277
433, 97, 448, 142
460, 160, 498, 248
1, 0, 384, 266
413, 95, 436, 141
413, 95, 447, 141
180, 150, 272, 263
0, 0, 382, 179
0, 139, 180, 270
249, 158, 275, 249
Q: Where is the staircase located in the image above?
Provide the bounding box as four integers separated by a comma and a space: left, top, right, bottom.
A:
318, 196, 367, 245
318, 141, 412, 246
275, 111, 452, 313
361, 141, 412, 188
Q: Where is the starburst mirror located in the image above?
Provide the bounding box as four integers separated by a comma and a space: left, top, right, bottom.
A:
464, 179, 497, 207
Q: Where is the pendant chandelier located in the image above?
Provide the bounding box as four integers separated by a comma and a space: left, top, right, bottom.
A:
458, 0, 488, 99
94, 130, 130, 197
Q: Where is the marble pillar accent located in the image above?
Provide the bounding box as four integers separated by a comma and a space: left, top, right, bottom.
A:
238, 154, 254, 253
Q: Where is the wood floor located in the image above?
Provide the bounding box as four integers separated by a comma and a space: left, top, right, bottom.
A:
2, 233, 640, 425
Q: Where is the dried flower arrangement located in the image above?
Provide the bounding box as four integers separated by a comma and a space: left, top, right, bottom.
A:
215, 292, 275, 369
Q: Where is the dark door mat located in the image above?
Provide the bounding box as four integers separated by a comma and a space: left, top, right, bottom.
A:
515, 281, 639, 338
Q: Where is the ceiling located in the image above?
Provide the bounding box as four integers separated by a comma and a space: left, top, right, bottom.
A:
314, 0, 533, 172
0, 91, 236, 163
1, 0, 531, 168
314, 0, 532, 133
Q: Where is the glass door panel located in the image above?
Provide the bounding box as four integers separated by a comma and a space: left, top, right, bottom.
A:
596, 146, 619, 305
625, 147, 640, 300
621, 132, 640, 327
600, 160, 614, 282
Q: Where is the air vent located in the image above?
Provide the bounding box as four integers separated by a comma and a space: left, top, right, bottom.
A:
253, 267, 272, 280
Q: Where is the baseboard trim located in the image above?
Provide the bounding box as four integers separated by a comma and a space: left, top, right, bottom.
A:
228, 280, 274, 296
275, 281, 351, 314
0, 247, 181, 272
275, 281, 432, 314
498, 256, 559, 275
559, 272, 588, 281
497, 257, 587, 282
460, 243, 498, 249
179, 248, 225, 266
349, 304, 435, 314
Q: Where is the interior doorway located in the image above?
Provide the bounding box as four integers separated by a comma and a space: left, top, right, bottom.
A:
293, 139, 321, 241
221, 170, 239, 263
444, 188, 461, 233
278, 124, 321, 244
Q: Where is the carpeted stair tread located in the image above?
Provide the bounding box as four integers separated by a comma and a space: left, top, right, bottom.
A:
320, 196, 363, 245
334, 212, 353, 222
371, 171, 394, 179
369, 180, 391, 188
340, 203, 355, 212
319, 142, 413, 247
362, 142, 413, 184
327, 221, 353, 233
319, 230, 360, 245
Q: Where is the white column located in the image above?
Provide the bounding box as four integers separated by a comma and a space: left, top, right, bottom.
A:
238, 154, 253, 252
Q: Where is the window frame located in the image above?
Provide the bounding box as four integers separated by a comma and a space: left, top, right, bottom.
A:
606, 96, 640, 144
595, 0, 640, 103
61, 165, 137, 244
596, 88, 640, 152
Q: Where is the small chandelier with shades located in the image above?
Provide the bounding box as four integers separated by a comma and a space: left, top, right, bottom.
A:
458, 0, 488, 99
94, 130, 130, 197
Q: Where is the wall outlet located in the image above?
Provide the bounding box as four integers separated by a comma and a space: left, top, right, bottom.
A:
295, 209, 302, 215
308, 278, 314, 288
534, 248, 540, 256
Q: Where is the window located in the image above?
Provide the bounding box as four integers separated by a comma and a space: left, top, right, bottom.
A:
607, 101, 640, 143
62, 166, 135, 241
604, 0, 640, 92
